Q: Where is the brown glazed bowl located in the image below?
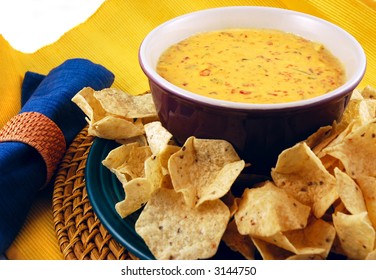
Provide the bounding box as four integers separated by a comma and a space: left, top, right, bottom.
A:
139, 6, 366, 174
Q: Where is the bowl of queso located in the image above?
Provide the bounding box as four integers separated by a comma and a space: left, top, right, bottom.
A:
139, 6, 366, 174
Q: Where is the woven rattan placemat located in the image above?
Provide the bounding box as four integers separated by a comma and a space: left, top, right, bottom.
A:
52, 127, 136, 260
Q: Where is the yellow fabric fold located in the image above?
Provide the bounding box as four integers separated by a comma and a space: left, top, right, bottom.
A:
1, 0, 375, 259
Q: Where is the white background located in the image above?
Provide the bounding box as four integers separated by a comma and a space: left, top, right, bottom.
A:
0, 0, 105, 53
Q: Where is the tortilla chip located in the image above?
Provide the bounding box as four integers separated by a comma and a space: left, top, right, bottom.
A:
271, 142, 338, 218
115, 135, 148, 146
319, 154, 344, 176
94, 88, 157, 118
102, 143, 151, 182
257, 232, 297, 253
221, 191, 240, 217
251, 237, 293, 260
286, 254, 324, 260
366, 249, 376, 260
323, 120, 376, 179
160, 174, 174, 189
234, 181, 311, 237
102, 143, 139, 183
158, 145, 180, 175
361, 85, 376, 99
356, 175, 376, 229
144, 121, 173, 155
168, 136, 245, 207
135, 188, 230, 260
304, 125, 334, 152
332, 211, 375, 259
283, 219, 335, 258
222, 219, 256, 260
71, 87, 106, 124
334, 168, 367, 215
144, 154, 163, 191
89, 115, 145, 139
251, 218, 334, 259
360, 86, 376, 118
310, 123, 345, 159
115, 178, 153, 218
116, 145, 152, 180
339, 98, 373, 131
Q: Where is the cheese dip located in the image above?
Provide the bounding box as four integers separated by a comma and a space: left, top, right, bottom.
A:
156, 28, 345, 104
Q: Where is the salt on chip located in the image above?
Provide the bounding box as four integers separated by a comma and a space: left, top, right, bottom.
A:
135, 188, 230, 260
115, 178, 153, 218
357, 175, 376, 229
334, 168, 367, 214
168, 136, 245, 208
323, 120, 376, 179
234, 181, 311, 237
93, 88, 157, 118
332, 211, 375, 259
144, 121, 173, 155
271, 142, 338, 218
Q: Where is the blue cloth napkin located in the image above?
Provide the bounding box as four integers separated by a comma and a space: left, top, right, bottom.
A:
0, 58, 114, 254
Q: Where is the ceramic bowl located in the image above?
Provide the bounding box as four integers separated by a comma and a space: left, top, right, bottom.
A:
139, 6, 366, 174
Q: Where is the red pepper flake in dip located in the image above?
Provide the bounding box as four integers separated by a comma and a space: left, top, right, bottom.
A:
156, 28, 345, 104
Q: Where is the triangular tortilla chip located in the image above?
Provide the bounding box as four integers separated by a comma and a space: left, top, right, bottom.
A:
168, 136, 244, 207
135, 188, 230, 260
323, 120, 376, 179
234, 181, 311, 237
333, 211, 375, 260
271, 142, 338, 218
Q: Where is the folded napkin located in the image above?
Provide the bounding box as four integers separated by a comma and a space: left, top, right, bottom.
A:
0, 58, 114, 254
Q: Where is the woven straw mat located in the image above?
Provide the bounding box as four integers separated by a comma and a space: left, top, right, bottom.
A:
52, 126, 137, 260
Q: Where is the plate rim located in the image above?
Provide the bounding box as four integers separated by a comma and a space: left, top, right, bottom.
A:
85, 137, 155, 260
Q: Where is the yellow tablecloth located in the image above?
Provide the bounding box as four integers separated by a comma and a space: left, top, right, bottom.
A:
1, 0, 375, 259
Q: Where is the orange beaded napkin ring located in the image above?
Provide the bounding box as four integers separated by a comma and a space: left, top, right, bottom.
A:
0, 112, 66, 187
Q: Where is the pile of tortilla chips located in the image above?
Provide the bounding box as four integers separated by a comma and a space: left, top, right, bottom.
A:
72, 85, 376, 260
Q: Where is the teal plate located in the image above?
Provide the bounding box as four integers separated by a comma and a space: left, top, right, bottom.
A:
86, 137, 247, 260
85, 137, 155, 260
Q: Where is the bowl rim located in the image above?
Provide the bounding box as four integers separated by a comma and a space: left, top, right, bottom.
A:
139, 6, 367, 111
